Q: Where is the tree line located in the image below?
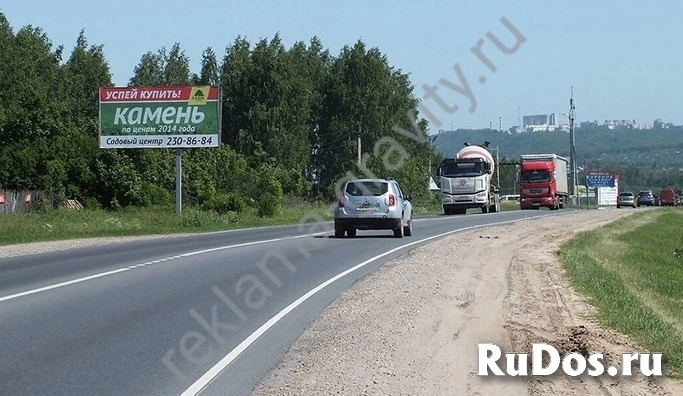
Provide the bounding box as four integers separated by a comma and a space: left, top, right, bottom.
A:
0, 13, 436, 215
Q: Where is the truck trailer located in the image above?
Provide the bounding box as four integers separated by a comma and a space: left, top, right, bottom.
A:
518, 154, 569, 210
438, 143, 500, 215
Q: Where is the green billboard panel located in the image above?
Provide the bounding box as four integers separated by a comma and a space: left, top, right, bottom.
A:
99, 85, 220, 148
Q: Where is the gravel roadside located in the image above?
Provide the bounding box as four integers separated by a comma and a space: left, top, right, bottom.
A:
0, 234, 187, 258
253, 209, 683, 396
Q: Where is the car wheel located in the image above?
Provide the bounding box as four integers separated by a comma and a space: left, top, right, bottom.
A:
335, 229, 345, 238
393, 224, 403, 238
617, 205, 621, 209
347, 228, 356, 238
403, 218, 413, 236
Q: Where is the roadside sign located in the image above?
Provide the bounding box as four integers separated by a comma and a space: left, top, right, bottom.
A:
586, 172, 616, 188
98, 86, 221, 149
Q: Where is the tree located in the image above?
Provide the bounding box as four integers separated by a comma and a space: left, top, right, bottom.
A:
63, 30, 112, 122
164, 43, 191, 85
194, 47, 219, 85
316, 41, 428, 199
129, 50, 164, 86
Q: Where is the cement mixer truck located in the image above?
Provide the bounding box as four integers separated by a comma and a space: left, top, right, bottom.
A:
437, 142, 500, 215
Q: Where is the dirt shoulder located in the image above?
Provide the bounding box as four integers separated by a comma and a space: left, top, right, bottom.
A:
254, 209, 683, 396
0, 234, 189, 258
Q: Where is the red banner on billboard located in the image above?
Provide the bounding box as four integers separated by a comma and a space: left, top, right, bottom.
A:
99, 86, 219, 103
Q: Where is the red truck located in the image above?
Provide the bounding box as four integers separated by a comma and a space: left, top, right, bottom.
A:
519, 154, 569, 210
659, 188, 678, 206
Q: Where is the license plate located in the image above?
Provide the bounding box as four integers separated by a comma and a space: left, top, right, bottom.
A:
356, 202, 376, 211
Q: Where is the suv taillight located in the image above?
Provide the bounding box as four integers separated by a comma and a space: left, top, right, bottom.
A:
388, 194, 396, 207
338, 195, 345, 208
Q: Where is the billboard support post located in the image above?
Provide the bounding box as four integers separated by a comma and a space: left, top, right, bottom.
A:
585, 160, 590, 210
176, 148, 182, 215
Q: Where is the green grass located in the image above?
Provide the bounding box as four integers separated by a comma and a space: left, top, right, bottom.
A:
559, 208, 683, 378
500, 201, 520, 211
0, 197, 449, 246
0, 200, 337, 246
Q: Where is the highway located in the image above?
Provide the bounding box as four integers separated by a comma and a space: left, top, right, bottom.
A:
0, 209, 567, 395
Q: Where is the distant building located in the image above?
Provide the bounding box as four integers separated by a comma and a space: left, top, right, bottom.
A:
522, 114, 548, 128
556, 113, 569, 127
653, 119, 673, 129
522, 113, 568, 132
580, 120, 653, 130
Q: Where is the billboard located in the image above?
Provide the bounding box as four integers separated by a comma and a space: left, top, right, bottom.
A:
586, 171, 616, 188
99, 85, 220, 148
598, 185, 619, 206
576, 185, 596, 198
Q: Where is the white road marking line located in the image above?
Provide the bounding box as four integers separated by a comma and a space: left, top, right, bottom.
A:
181, 214, 550, 396
0, 231, 328, 303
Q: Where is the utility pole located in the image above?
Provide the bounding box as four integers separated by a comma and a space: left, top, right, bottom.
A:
495, 145, 500, 189
428, 134, 439, 178
569, 87, 577, 197
175, 148, 182, 214
357, 117, 362, 167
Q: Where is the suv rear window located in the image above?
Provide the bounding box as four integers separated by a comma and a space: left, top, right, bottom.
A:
345, 181, 388, 197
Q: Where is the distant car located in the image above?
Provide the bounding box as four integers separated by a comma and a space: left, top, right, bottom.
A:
334, 178, 413, 238
617, 192, 636, 209
660, 188, 677, 206
653, 194, 661, 206
636, 190, 654, 207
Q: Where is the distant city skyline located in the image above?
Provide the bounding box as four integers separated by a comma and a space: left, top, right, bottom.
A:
2, 1, 682, 131
438, 114, 678, 134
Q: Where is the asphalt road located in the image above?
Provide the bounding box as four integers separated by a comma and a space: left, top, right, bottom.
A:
0, 209, 568, 396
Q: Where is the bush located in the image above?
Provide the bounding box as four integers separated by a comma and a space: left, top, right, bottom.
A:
206, 192, 246, 214
275, 167, 311, 197
140, 182, 173, 207
254, 166, 284, 217
82, 196, 102, 210
180, 211, 202, 227
257, 193, 280, 217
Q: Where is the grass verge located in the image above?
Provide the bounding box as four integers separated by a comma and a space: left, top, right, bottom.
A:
0, 200, 336, 246
559, 208, 683, 379
0, 197, 448, 246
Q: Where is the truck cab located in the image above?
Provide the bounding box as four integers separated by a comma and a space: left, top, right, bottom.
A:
438, 155, 499, 215
518, 154, 568, 210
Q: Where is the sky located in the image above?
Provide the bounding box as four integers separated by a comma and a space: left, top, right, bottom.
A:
2, 1, 682, 132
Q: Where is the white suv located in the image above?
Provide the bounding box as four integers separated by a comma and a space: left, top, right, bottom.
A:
334, 178, 413, 238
